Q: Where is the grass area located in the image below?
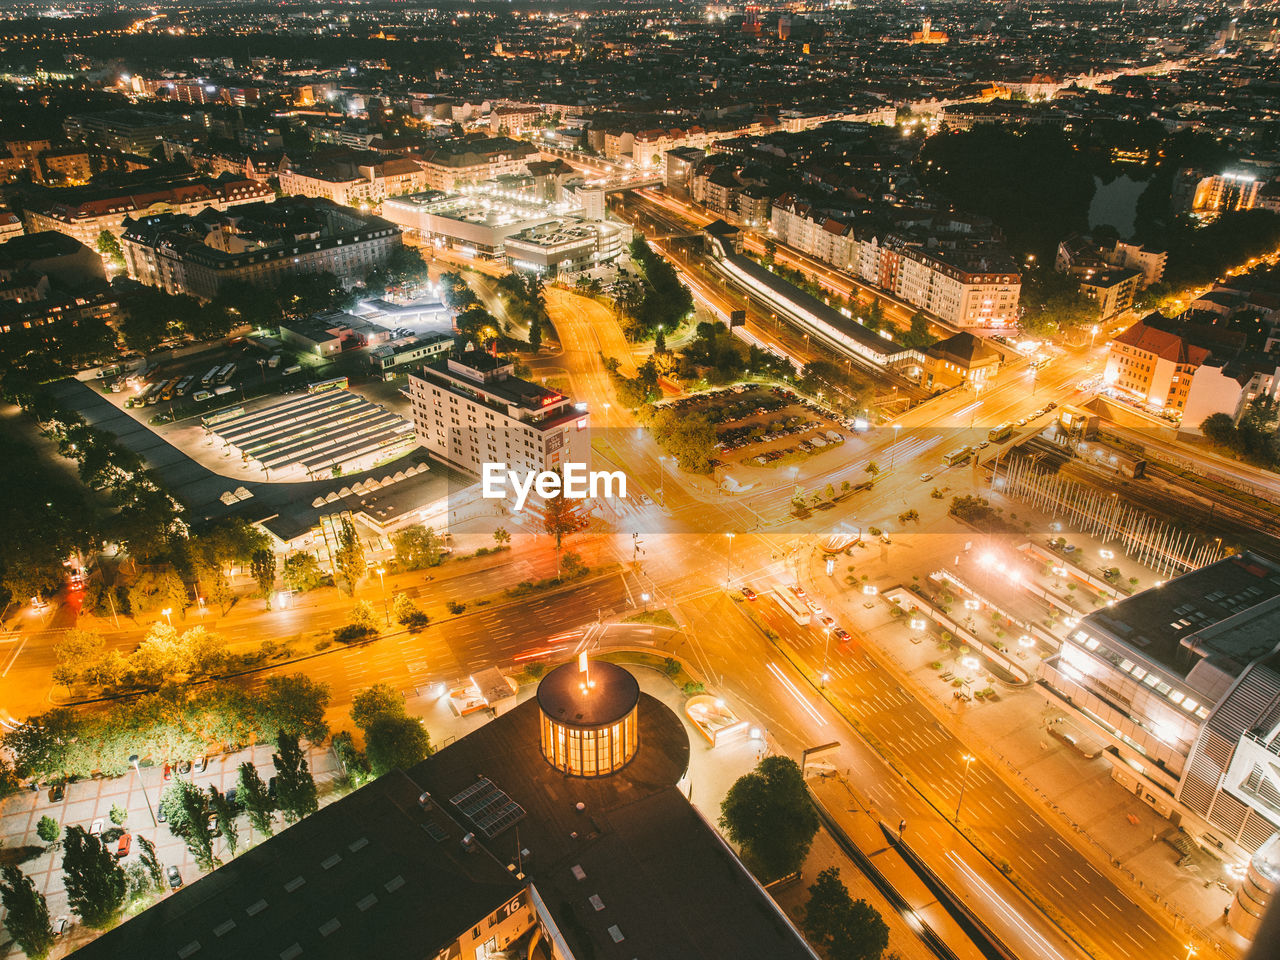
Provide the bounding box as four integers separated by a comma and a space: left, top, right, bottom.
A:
597, 649, 700, 691
623, 609, 678, 628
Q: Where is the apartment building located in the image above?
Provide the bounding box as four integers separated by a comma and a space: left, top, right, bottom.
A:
406, 353, 588, 479
417, 137, 539, 192
278, 154, 429, 210
1078, 268, 1142, 319
62, 110, 191, 155
120, 197, 400, 300
769, 195, 858, 271
24, 176, 273, 247
865, 236, 1021, 329
489, 105, 545, 136
1104, 314, 1210, 413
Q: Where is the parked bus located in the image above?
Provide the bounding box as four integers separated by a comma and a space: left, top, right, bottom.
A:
175, 375, 195, 396
216, 363, 237, 385
987, 422, 1014, 444
200, 365, 221, 387
308, 375, 349, 395
771, 587, 812, 626
942, 445, 974, 467
158, 378, 181, 402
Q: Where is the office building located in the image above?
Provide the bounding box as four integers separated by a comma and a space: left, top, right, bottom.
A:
1040, 554, 1280, 878
407, 353, 589, 478
417, 137, 539, 192
504, 220, 628, 276
23, 176, 273, 247
120, 197, 400, 300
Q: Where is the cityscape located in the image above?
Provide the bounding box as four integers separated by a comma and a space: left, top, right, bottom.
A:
0, 1, 1279, 958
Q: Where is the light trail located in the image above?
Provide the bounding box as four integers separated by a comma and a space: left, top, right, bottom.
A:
945, 849, 1071, 960
767, 661, 828, 726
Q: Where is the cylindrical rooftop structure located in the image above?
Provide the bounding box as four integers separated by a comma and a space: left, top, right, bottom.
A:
537, 659, 640, 777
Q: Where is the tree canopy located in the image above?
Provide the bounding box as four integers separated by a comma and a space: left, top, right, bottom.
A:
801, 868, 889, 960
719, 756, 818, 881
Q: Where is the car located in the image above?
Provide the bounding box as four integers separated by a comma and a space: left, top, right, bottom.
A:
49, 783, 64, 803
268, 776, 278, 801
919, 473, 933, 482
880, 533, 891, 544
207, 813, 222, 838
193, 756, 207, 773
1046, 401, 1057, 410
89, 818, 103, 837
819, 615, 835, 628
1033, 407, 1046, 418
116, 833, 131, 858
1016, 417, 1029, 427
226, 787, 239, 810
977, 440, 990, 449
53, 916, 71, 937
166, 865, 183, 890
805, 600, 823, 616
177, 760, 192, 776
162, 763, 172, 782
740, 586, 757, 601
834, 627, 852, 642
790, 584, 806, 599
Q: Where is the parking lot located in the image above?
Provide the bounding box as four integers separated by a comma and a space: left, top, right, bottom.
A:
0, 742, 339, 951
659, 385, 853, 471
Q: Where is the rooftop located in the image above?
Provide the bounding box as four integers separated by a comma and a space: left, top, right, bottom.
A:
71, 770, 524, 960
537, 659, 640, 728
1082, 553, 1280, 680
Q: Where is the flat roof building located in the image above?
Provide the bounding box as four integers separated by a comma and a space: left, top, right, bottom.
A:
406, 353, 589, 478
71, 665, 817, 960
1040, 553, 1280, 869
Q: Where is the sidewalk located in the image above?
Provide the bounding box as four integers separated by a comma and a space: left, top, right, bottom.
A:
807, 540, 1240, 955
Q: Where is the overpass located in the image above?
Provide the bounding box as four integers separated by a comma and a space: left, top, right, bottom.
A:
538, 146, 662, 192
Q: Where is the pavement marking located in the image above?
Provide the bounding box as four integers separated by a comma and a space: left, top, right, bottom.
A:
1104, 896, 1122, 911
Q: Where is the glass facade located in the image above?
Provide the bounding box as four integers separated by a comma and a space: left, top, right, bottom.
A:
539, 705, 639, 777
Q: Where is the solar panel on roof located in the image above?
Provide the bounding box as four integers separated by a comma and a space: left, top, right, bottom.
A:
450, 778, 493, 806
480, 802, 525, 838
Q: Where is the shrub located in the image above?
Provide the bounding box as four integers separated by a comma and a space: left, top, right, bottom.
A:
446, 600, 466, 615
333, 623, 378, 644
682, 681, 705, 696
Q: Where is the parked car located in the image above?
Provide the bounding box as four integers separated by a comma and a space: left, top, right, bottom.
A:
158, 802, 167, 824
89, 818, 103, 837
790, 584, 806, 599
53, 916, 71, 937
919, 473, 933, 482
207, 813, 222, 838
116, 833, 131, 858
177, 760, 192, 776
162, 763, 172, 782
977, 440, 990, 449
740, 586, 757, 601
193, 757, 207, 773
49, 783, 64, 803
166, 865, 183, 889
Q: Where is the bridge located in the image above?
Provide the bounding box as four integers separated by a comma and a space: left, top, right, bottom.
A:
537, 146, 663, 192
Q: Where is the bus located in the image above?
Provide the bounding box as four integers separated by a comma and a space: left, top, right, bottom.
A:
308, 375, 349, 395
175, 375, 195, 396
987, 421, 1014, 444
771, 587, 812, 626
200, 365, 221, 387
942, 445, 974, 467
158, 378, 181, 402
216, 363, 237, 385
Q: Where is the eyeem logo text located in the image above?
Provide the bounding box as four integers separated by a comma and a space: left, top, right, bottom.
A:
481, 463, 627, 512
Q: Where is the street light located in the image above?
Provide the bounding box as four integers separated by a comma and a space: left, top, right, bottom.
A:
161, 607, 172, 628
129, 754, 158, 828
376, 567, 388, 625
725, 533, 736, 588
955, 754, 976, 821
1184, 945, 1196, 960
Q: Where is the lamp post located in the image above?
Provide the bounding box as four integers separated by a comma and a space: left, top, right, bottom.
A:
129, 754, 158, 828
955, 753, 976, 821
376, 566, 388, 625
161, 607, 172, 628
725, 533, 735, 588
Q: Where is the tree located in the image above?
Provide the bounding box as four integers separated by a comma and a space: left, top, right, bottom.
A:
654, 325, 667, 354
250, 549, 276, 607
5, 708, 77, 781
801, 868, 889, 960
351, 684, 430, 777
392, 525, 443, 570
528, 314, 543, 352
763, 238, 777, 266
900, 311, 936, 350
109, 802, 128, 825
61, 825, 127, 929
137, 836, 164, 894
96, 229, 124, 270
272, 730, 318, 824
237, 762, 276, 838
865, 461, 880, 479
392, 593, 429, 631
260, 674, 332, 743
365, 715, 432, 777
334, 516, 365, 595
719, 756, 818, 882
541, 470, 578, 578
1201, 412, 1237, 447
37, 816, 60, 847
492, 526, 511, 547
1, 866, 54, 959
162, 779, 217, 871
207, 785, 241, 857
281, 552, 325, 593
